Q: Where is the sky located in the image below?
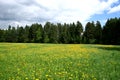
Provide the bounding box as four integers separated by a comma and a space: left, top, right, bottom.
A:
0, 0, 120, 29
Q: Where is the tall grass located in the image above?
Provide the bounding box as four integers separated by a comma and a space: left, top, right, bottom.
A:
0, 43, 120, 80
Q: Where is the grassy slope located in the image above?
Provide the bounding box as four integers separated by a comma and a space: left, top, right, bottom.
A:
0, 43, 120, 80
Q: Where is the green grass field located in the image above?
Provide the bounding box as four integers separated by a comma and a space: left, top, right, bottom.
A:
0, 43, 120, 80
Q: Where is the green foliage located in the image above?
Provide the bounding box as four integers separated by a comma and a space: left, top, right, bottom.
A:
75, 21, 83, 43
43, 22, 51, 43
17, 27, 25, 42
24, 25, 30, 42
62, 23, 69, 43
36, 25, 43, 43
84, 22, 95, 44
0, 29, 4, 42
102, 18, 120, 44
94, 21, 102, 44
4, 25, 13, 42
0, 17, 120, 44
0, 43, 120, 79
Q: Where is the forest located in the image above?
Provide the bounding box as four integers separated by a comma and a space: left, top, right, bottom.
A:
0, 17, 120, 45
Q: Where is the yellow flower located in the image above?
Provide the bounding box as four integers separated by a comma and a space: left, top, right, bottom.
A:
46, 74, 49, 77
93, 78, 97, 80
17, 68, 20, 71
25, 77, 28, 80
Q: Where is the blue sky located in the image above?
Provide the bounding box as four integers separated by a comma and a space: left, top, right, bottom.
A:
0, 0, 120, 29
89, 0, 120, 26
89, 11, 120, 26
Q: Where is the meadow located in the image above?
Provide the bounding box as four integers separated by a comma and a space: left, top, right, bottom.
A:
0, 43, 120, 80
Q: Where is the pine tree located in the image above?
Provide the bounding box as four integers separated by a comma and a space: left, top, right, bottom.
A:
94, 21, 102, 44
75, 21, 83, 43
84, 22, 95, 44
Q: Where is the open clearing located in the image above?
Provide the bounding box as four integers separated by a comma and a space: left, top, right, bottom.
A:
0, 43, 120, 80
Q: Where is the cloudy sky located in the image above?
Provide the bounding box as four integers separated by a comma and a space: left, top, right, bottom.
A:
0, 0, 120, 29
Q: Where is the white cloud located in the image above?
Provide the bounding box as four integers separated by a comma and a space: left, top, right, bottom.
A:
33, 0, 119, 24
0, 0, 119, 28
108, 5, 120, 13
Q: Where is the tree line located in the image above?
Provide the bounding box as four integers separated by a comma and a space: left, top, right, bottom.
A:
0, 17, 120, 45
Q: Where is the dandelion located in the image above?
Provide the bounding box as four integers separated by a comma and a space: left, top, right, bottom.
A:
70, 74, 73, 77
69, 77, 73, 80
54, 72, 57, 75
93, 78, 97, 80
17, 68, 20, 71
58, 72, 62, 75
46, 74, 49, 77
33, 70, 35, 73
25, 77, 28, 80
